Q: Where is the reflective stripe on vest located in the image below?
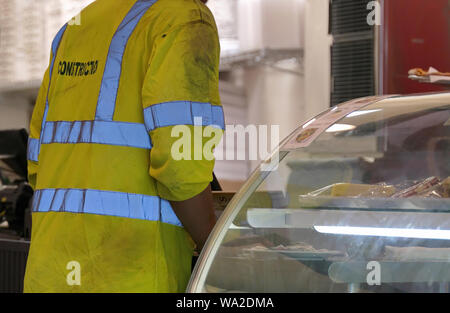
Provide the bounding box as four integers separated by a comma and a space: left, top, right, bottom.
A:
27, 0, 225, 157
95, 0, 158, 121
32, 189, 182, 227
27, 1, 159, 162
41, 120, 152, 149
28, 0, 183, 226
33, 102, 225, 150
27, 0, 223, 226
27, 138, 40, 162
144, 101, 225, 132
27, 23, 68, 162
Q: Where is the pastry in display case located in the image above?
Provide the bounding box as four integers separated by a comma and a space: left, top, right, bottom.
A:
188, 92, 450, 293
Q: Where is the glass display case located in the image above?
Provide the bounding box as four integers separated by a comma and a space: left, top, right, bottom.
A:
188, 92, 450, 293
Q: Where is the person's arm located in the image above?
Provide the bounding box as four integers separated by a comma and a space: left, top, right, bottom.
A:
170, 185, 216, 251
141, 7, 224, 250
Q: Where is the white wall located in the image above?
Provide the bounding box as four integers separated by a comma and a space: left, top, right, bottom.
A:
229, 0, 332, 177
244, 64, 305, 171
235, 0, 332, 147
206, 0, 239, 55
214, 81, 250, 183
238, 0, 305, 51
304, 0, 333, 117
245, 65, 305, 140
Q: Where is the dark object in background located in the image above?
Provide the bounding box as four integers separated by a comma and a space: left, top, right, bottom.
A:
1, 183, 33, 239
0, 129, 33, 239
0, 239, 29, 293
0, 129, 33, 293
330, 0, 375, 106
0, 129, 29, 179
211, 172, 222, 191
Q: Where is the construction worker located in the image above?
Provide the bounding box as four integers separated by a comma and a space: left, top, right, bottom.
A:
24, 0, 223, 292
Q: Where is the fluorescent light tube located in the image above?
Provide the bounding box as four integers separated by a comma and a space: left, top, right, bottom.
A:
314, 226, 450, 240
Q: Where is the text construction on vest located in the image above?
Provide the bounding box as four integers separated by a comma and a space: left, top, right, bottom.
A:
57, 60, 99, 77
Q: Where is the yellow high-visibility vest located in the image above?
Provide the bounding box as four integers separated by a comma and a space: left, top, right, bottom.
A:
24, 0, 223, 293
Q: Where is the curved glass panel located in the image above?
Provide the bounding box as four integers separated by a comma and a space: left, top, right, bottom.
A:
191, 93, 450, 293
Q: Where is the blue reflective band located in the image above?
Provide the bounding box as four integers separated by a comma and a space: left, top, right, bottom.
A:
144, 101, 225, 132
95, 0, 158, 121
36, 24, 67, 162
27, 138, 40, 162
32, 189, 182, 227
49, 24, 68, 81
42, 120, 152, 149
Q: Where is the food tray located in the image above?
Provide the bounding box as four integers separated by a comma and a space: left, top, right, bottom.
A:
298, 195, 450, 212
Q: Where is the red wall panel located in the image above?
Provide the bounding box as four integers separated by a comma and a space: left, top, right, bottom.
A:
382, 0, 450, 94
